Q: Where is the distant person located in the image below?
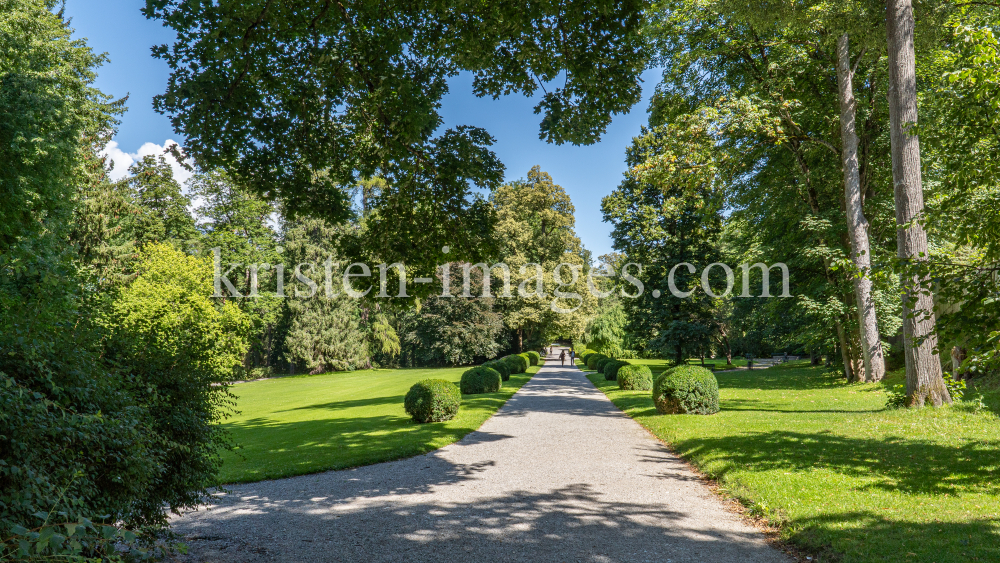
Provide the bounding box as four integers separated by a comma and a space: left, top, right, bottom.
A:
559, 349, 566, 366
570, 350, 575, 364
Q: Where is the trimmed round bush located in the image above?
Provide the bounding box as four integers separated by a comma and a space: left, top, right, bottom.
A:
595, 357, 613, 374
526, 351, 541, 366
460, 366, 503, 394
518, 352, 532, 368
580, 350, 596, 364
404, 379, 461, 423
653, 365, 720, 415
617, 364, 653, 391
586, 354, 607, 371
602, 360, 629, 381
505, 354, 529, 374
484, 360, 510, 381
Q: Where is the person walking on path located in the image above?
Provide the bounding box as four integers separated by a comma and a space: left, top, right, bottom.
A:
559, 349, 566, 366
570, 350, 575, 365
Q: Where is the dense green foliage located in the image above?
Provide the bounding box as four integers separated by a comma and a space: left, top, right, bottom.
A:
602, 359, 629, 381
591, 362, 1000, 562
284, 218, 370, 373
504, 354, 529, 375
616, 364, 654, 391
484, 360, 511, 382
144, 1, 647, 276
595, 357, 614, 374
586, 353, 608, 371
404, 379, 462, 423
652, 365, 720, 415
459, 366, 503, 395
526, 351, 541, 366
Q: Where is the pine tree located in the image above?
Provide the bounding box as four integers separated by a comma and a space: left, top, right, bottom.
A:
283, 218, 369, 373
127, 155, 198, 248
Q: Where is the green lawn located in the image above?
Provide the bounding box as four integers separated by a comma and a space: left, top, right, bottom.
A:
217, 364, 538, 483
584, 360, 1000, 563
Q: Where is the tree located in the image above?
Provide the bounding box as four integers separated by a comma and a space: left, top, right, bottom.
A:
885, 0, 949, 405
491, 166, 595, 350
837, 32, 887, 382
283, 218, 370, 373
127, 154, 198, 248
399, 266, 504, 366
0, 0, 122, 252
143, 0, 648, 268
190, 169, 285, 369
603, 119, 725, 364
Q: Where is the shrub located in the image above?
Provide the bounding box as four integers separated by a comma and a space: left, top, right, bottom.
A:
484, 360, 510, 381
595, 357, 613, 374
505, 354, 529, 374
586, 354, 607, 371
404, 379, 461, 422
460, 366, 503, 394
617, 364, 653, 391
518, 352, 533, 368
603, 360, 629, 381
653, 365, 720, 415
526, 351, 541, 366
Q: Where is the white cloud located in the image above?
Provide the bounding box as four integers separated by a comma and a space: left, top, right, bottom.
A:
101, 139, 194, 186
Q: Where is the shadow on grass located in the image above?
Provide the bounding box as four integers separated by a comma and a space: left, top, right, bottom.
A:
276, 395, 406, 413
675, 430, 1000, 497
787, 511, 1000, 563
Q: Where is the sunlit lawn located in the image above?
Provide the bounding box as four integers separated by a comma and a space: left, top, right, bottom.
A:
217, 364, 539, 484
584, 360, 1000, 563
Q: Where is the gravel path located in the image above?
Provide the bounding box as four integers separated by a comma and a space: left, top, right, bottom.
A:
170, 349, 790, 563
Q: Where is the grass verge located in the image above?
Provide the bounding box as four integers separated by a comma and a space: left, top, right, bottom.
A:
218, 364, 538, 483
585, 360, 1000, 563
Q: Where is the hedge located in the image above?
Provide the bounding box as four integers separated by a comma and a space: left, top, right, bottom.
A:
595, 357, 613, 374
652, 365, 720, 415
602, 359, 629, 381
484, 360, 510, 381
518, 353, 533, 369
505, 354, 529, 374
586, 354, 607, 371
526, 351, 541, 366
404, 379, 462, 422
617, 364, 653, 391
460, 366, 503, 394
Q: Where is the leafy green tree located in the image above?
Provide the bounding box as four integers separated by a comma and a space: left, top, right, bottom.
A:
583, 297, 628, 358
602, 121, 724, 364
491, 166, 596, 350
399, 266, 504, 366
0, 0, 122, 252
127, 154, 198, 248
143, 0, 648, 268
190, 169, 285, 369
283, 218, 370, 373
101, 243, 250, 526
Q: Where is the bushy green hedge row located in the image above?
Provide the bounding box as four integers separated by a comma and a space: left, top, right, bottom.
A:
602, 359, 628, 381
652, 365, 720, 415
404, 379, 462, 422
617, 364, 653, 391
460, 366, 503, 394
483, 359, 510, 381
526, 351, 541, 366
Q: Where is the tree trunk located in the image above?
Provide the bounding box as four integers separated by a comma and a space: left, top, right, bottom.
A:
837, 33, 887, 383
885, 0, 950, 406
835, 320, 855, 380
517, 328, 523, 352
675, 343, 683, 366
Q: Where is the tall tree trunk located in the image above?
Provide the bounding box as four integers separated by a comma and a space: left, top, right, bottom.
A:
837, 33, 887, 383
835, 320, 855, 380
885, 0, 950, 406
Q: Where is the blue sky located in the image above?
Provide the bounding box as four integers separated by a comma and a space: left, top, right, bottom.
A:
64, 0, 661, 258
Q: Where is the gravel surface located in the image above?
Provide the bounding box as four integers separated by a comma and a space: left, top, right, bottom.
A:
169, 349, 790, 563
